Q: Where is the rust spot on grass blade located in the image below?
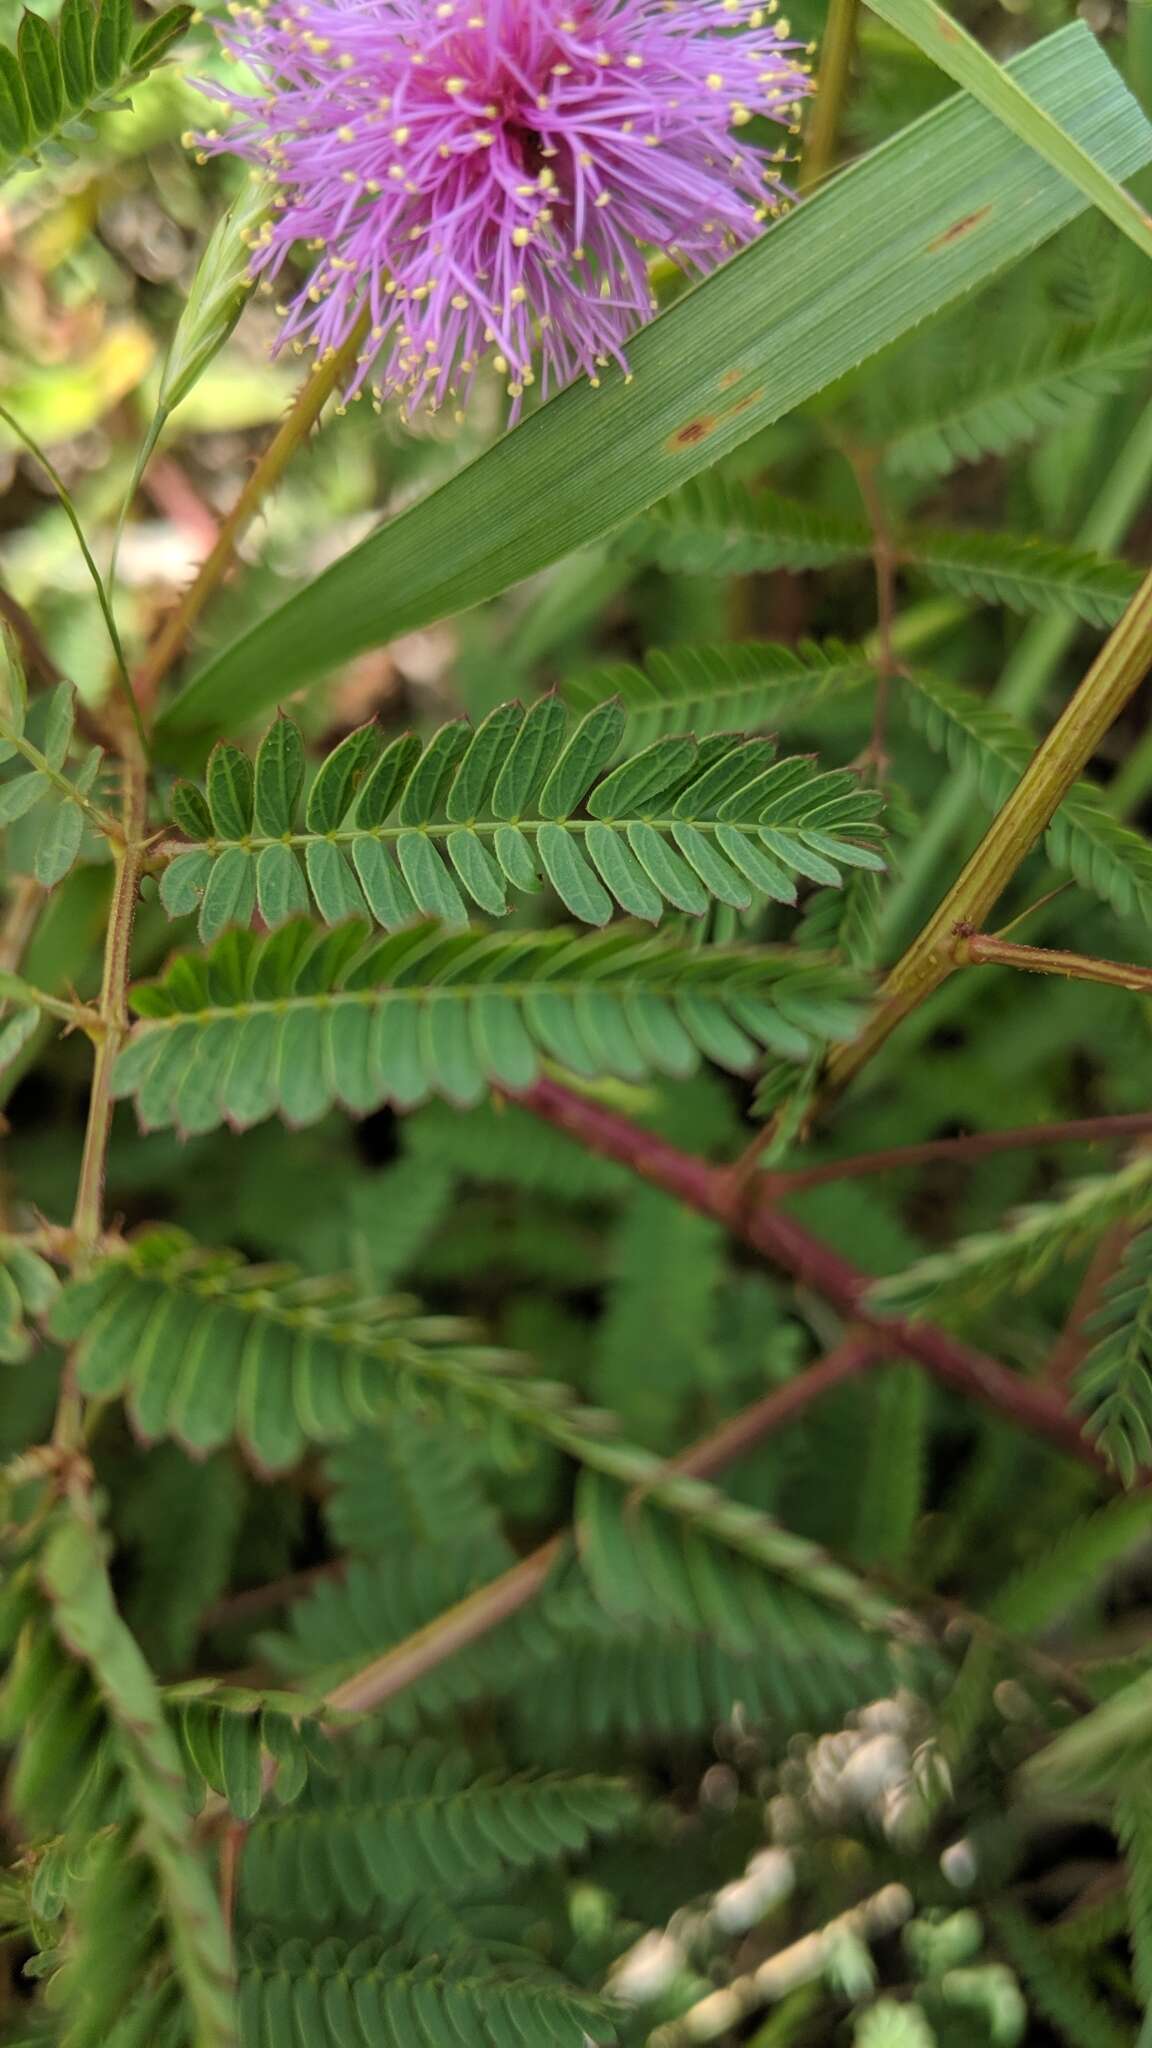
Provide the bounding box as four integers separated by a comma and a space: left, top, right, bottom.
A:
719, 369, 744, 391
667, 414, 719, 449
929, 204, 993, 251
724, 386, 765, 418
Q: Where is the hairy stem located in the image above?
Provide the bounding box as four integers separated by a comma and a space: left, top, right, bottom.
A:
825, 562, 1152, 1096
323, 1332, 881, 1720
132, 317, 369, 706
955, 930, 1152, 994
801, 0, 860, 187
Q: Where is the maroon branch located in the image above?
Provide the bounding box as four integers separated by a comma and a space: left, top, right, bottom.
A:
515, 1077, 1098, 1470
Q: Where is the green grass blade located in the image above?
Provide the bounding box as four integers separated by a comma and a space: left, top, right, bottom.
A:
863, 0, 1152, 262
156, 26, 1152, 759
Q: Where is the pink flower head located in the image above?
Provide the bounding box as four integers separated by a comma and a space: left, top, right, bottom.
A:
197, 0, 812, 418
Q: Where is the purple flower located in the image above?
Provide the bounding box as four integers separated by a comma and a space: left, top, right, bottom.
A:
196, 0, 812, 418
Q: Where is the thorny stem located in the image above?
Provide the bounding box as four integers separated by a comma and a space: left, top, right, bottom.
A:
954, 930, 1152, 995
823, 561, 1152, 1098
132, 316, 370, 707
322, 1333, 881, 1721
800, 0, 860, 187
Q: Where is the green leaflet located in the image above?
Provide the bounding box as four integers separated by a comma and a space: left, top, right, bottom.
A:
155, 26, 1152, 755
236, 1938, 620, 2048
629, 474, 1140, 625
241, 1741, 639, 1920
562, 639, 877, 748
158, 705, 884, 938
905, 669, 1152, 928
871, 1153, 1152, 1319
0, 0, 192, 177
114, 920, 868, 1133
49, 1232, 890, 1637
3, 1504, 238, 2048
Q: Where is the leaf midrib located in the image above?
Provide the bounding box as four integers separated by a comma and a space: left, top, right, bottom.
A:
164, 815, 871, 857
129, 971, 804, 1029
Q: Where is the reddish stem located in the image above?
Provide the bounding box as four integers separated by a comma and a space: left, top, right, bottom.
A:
516, 1077, 1098, 1470
759, 1113, 1152, 1195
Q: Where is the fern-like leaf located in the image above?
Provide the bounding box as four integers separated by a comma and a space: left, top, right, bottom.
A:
241, 1741, 639, 1921
323, 1415, 503, 1558
871, 1154, 1152, 1320
626, 475, 870, 575
113, 920, 868, 1135
167, 1682, 333, 1818
906, 670, 1152, 927
48, 1234, 892, 1635
0, 1501, 236, 2047
237, 1933, 620, 2046
48, 1227, 612, 1474
158, 702, 885, 939
1073, 1224, 1152, 1486
992, 1906, 1131, 2048
628, 477, 1139, 625
0, 0, 191, 176
563, 639, 877, 747
874, 309, 1152, 480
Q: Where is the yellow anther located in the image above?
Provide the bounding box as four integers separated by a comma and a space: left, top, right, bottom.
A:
511, 225, 531, 245
444, 74, 467, 92
538, 166, 555, 188
594, 190, 611, 206
337, 123, 355, 140
624, 51, 642, 65
493, 352, 508, 372
392, 124, 410, 141
451, 292, 469, 308
509, 283, 527, 302
551, 61, 571, 73
705, 70, 722, 88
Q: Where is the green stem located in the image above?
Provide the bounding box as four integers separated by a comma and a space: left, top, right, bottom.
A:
880, 393, 1152, 948
0, 404, 147, 758
801, 0, 860, 188
826, 561, 1152, 1094
70, 763, 148, 1259
132, 315, 370, 708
